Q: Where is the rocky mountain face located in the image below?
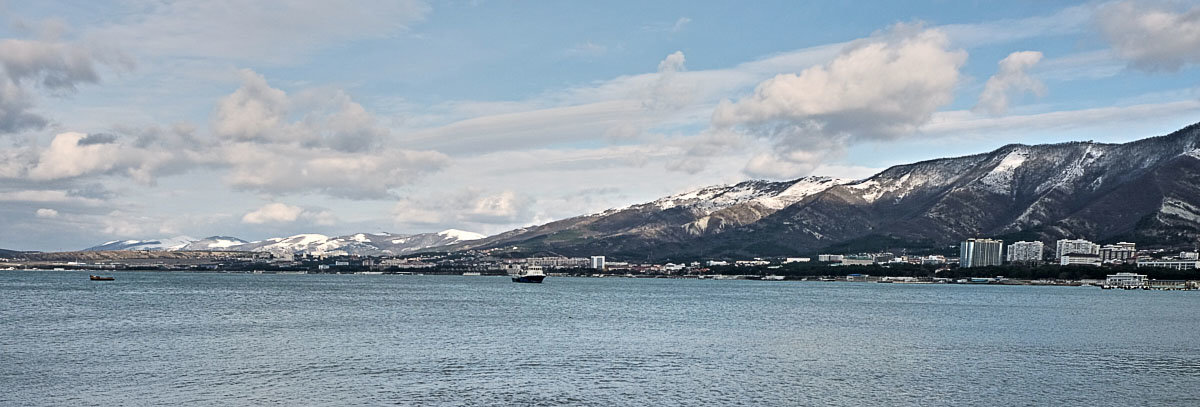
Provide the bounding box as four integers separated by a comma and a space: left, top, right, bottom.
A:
460, 122, 1200, 260
82, 229, 485, 256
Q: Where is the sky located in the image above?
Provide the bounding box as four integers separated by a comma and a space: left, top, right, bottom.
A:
1, 0, 1199, 251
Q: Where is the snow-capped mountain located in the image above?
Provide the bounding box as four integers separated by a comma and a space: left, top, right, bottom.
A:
82, 229, 486, 255
455, 122, 1200, 260
452, 176, 851, 256
84, 236, 198, 251
179, 236, 249, 250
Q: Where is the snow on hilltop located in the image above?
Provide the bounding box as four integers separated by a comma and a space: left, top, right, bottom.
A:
83, 236, 198, 251
82, 229, 487, 255
438, 229, 485, 241
646, 176, 850, 215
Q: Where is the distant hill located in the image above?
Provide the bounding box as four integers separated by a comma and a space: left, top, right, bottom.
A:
0, 248, 34, 258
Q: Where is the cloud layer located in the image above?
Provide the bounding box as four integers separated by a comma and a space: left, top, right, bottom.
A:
1096, 1, 1200, 72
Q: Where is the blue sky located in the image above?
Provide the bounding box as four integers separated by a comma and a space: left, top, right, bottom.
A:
0, 0, 1198, 250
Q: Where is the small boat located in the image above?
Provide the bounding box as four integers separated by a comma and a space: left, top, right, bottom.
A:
89, 275, 115, 281
511, 265, 546, 283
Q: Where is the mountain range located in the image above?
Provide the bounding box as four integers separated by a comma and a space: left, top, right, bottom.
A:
450, 122, 1200, 260
83, 229, 486, 256
77, 122, 1200, 261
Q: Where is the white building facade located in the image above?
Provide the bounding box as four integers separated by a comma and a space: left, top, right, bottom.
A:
1006, 241, 1044, 264
1056, 239, 1099, 261
960, 238, 1004, 268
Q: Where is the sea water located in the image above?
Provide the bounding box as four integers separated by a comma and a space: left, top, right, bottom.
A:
2, 271, 1198, 406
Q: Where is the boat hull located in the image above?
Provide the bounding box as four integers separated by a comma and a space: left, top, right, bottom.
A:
89, 275, 115, 281
512, 275, 545, 283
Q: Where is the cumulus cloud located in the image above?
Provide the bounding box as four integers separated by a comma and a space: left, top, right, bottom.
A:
462, 190, 531, 224
211, 70, 291, 144
975, 51, 1046, 115
241, 202, 338, 225
707, 23, 967, 179
241, 203, 304, 224
642, 51, 695, 111
210, 70, 448, 198
1096, 1, 1200, 72
24, 132, 186, 184
35, 208, 58, 218
212, 69, 389, 152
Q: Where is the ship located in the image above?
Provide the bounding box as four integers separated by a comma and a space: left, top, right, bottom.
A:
511, 265, 546, 283
89, 275, 115, 281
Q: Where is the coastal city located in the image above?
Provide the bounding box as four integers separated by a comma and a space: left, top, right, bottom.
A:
4, 236, 1198, 290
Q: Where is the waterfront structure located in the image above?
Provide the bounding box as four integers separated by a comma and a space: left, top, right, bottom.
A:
1100, 242, 1136, 263
1105, 272, 1147, 288
784, 257, 810, 263
1006, 241, 1044, 264
817, 254, 844, 262
1056, 239, 1099, 261
527, 256, 590, 268
1060, 254, 1102, 266
842, 256, 875, 266
590, 256, 606, 270
921, 255, 947, 265
960, 238, 1003, 268
1180, 251, 1199, 260
1136, 259, 1200, 270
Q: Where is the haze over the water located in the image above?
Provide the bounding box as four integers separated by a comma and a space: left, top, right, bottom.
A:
1, 1, 1198, 250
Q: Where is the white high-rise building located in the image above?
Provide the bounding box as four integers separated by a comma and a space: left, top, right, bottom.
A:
1100, 242, 1136, 262
1006, 241, 1044, 264
1056, 239, 1099, 261
960, 238, 1004, 268
590, 256, 606, 270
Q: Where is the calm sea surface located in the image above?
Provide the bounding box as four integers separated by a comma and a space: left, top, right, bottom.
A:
2, 270, 1199, 406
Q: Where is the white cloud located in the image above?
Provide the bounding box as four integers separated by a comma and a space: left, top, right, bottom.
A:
709, 23, 967, 179
211, 70, 291, 144
241, 202, 304, 224
210, 70, 448, 198
35, 208, 58, 218
462, 190, 531, 224
25, 132, 184, 184
643, 51, 694, 111
101, 210, 163, 237
221, 142, 448, 199
393, 189, 533, 227
212, 69, 389, 152
975, 51, 1046, 115
1096, 1, 1200, 72
672, 17, 692, 33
